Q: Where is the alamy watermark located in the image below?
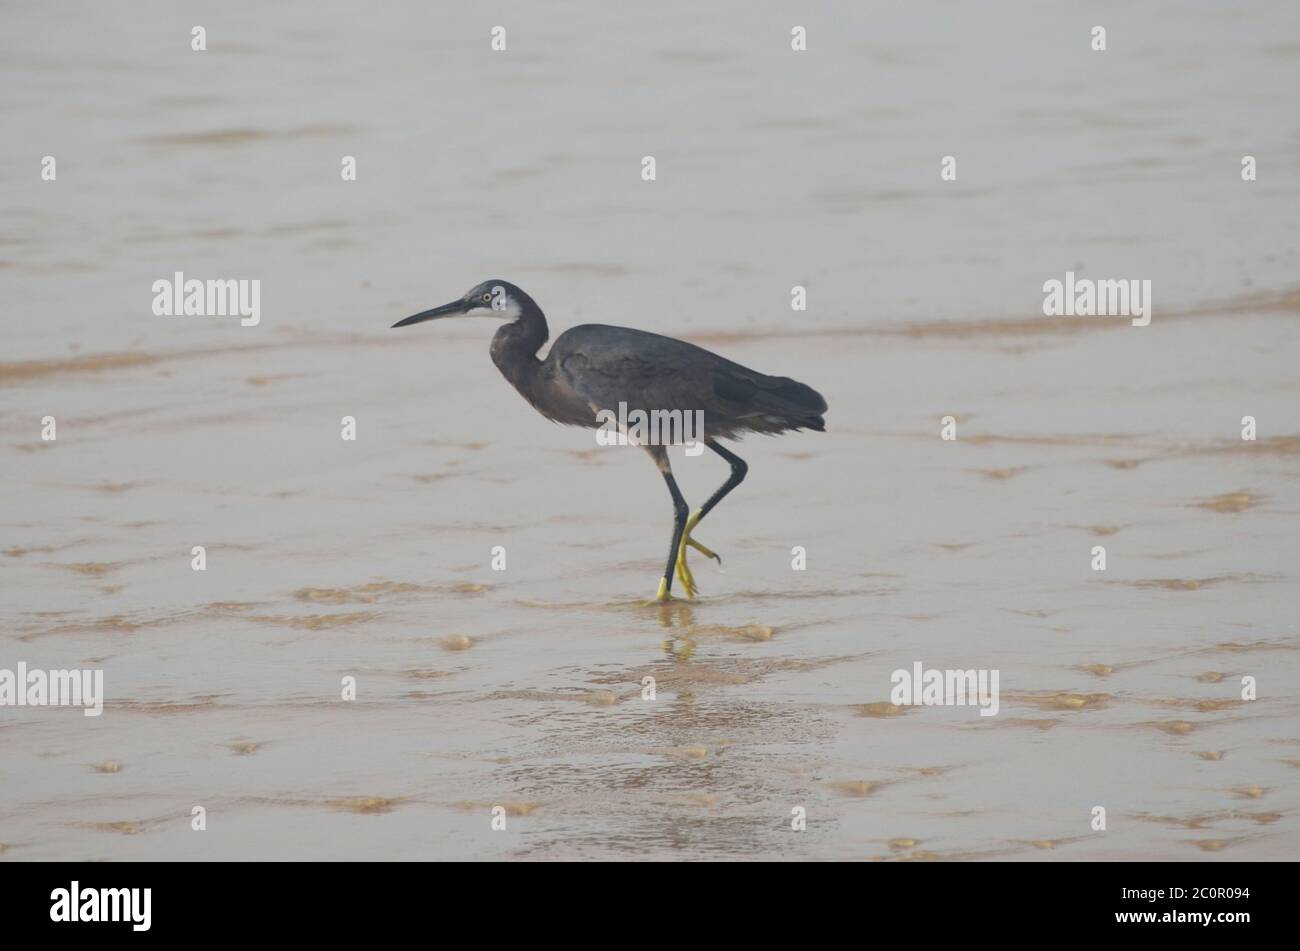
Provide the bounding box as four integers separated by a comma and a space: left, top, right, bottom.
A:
152, 271, 260, 326
50, 882, 150, 931
0, 662, 103, 716
595, 402, 705, 455
1042, 271, 1151, 327
890, 661, 999, 717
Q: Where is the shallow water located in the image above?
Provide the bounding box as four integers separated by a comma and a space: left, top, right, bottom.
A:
2, 0, 1299, 860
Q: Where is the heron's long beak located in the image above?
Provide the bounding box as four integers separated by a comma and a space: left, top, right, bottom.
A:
391, 299, 468, 328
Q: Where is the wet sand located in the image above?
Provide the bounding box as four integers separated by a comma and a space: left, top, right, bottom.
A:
2, 0, 1299, 860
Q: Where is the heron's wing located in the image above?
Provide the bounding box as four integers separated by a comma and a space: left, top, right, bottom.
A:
708, 362, 827, 418
556, 349, 702, 415
554, 328, 826, 422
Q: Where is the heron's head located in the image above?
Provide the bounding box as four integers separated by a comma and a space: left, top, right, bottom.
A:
392, 280, 533, 328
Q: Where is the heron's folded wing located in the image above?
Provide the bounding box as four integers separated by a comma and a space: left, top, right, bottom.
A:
559, 346, 824, 421
557, 349, 713, 415
711, 366, 827, 417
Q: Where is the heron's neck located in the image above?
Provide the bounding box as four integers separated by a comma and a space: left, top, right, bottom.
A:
490, 304, 549, 393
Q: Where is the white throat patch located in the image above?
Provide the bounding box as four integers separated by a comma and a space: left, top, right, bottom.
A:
480, 285, 523, 319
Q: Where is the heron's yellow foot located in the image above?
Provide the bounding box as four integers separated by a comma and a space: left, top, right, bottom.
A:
654, 577, 671, 602
674, 509, 719, 599
674, 543, 698, 598
682, 509, 720, 564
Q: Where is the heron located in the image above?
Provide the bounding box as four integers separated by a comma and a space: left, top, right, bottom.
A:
392, 280, 827, 601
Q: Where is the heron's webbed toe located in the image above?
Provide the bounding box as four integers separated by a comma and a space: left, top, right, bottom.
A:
686, 535, 720, 564
682, 510, 720, 563
674, 509, 717, 599
674, 547, 698, 598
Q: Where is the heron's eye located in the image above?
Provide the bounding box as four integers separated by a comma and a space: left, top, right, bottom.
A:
481, 293, 493, 303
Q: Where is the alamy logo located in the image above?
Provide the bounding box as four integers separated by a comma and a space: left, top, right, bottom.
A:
152, 271, 261, 326
50, 882, 151, 931
1042, 271, 1151, 327
0, 663, 103, 716
595, 402, 705, 455
890, 661, 1000, 716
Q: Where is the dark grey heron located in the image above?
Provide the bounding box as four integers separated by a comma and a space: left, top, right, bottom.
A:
393, 280, 827, 601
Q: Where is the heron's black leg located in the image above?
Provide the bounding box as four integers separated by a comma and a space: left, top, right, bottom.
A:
697, 440, 749, 522
674, 439, 749, 571
660, 472, 690, 599
648, 447, 690, 601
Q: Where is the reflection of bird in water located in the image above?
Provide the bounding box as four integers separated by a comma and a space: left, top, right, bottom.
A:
394, 280, 828, 600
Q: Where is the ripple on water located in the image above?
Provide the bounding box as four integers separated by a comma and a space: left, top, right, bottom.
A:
1014, 691, 1111, 712
450, 800, 538, 817
244, 612, 380, 630
253, 796, 405, 815
826, 780, 883, 797
292, 580, 488, 604
855, 702, 909, 718
1076, 664, 1116, 677
1196, 491, 1259, 513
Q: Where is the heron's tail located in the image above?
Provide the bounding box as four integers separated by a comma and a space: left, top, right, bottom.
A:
754, 375, 828, 432
799, 414, 827, 432
710, 364, 828, 434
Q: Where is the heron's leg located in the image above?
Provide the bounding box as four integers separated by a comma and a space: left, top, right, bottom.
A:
680, 440, 749, 564
674, 520, 700, 599
650, 449, 692, 601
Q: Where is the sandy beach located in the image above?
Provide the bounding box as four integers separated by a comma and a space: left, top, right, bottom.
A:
2, 0, 1299, 861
